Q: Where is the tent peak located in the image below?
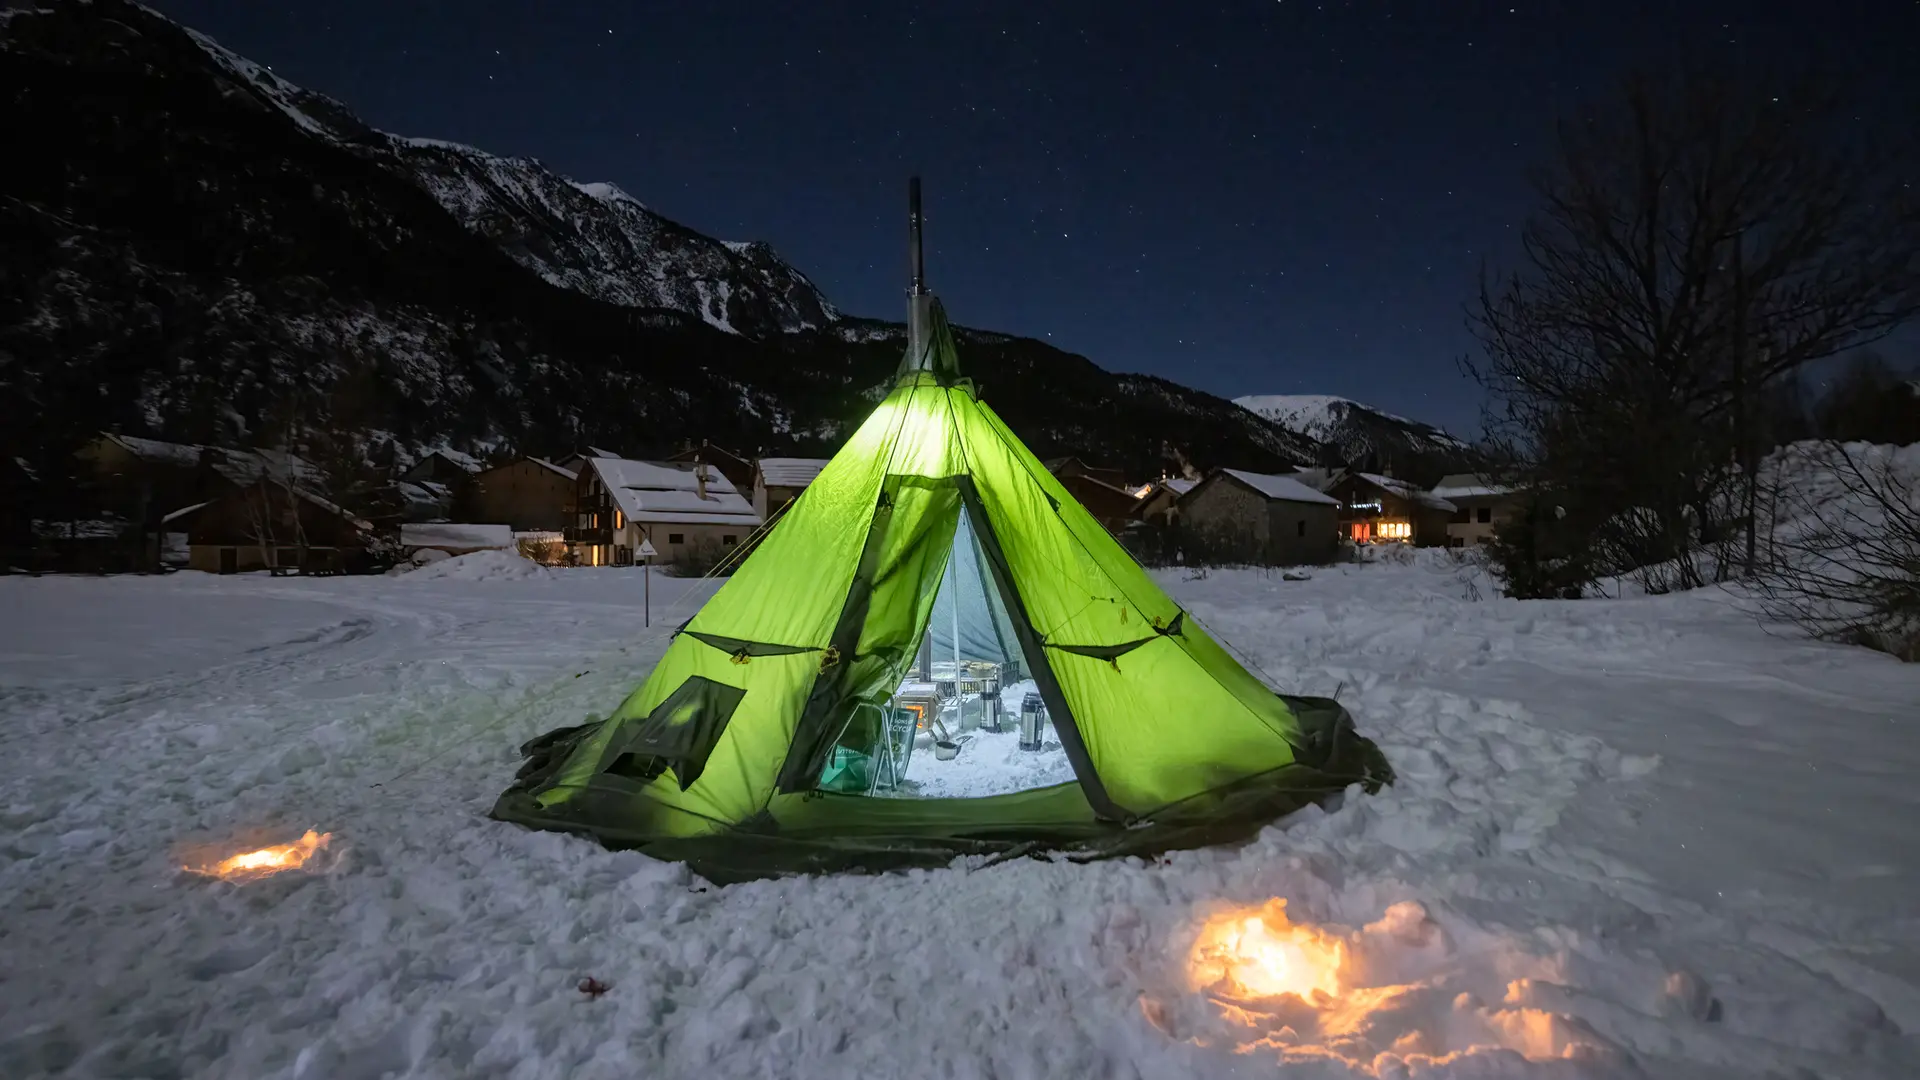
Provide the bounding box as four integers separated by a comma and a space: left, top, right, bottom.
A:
894, 296, 964, 384
898, 178, 962, 382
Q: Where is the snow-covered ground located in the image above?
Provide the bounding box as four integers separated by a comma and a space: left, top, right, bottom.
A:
1, 553, 1916, 1078
898, 679, 1080, 799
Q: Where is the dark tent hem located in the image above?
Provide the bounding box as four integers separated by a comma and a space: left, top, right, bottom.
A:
490, 693, 1392, 885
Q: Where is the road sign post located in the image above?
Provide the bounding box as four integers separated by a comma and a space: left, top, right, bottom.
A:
639, 537, 657, 627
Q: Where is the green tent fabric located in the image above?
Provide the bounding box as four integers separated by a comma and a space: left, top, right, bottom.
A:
492, 301, 1392, 882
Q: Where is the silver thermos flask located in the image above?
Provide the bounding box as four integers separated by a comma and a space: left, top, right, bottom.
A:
1018, 692, 1047, 752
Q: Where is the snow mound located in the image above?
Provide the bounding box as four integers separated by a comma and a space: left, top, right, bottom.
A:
400, 548, 551, 582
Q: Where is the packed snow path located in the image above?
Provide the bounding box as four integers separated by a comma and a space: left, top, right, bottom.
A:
1, 555, 1915, 1078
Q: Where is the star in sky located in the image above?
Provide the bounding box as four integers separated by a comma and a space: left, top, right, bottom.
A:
149, 0, 1913, 433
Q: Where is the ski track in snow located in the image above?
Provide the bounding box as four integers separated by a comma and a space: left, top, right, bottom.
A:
0, 557, 1915, 1079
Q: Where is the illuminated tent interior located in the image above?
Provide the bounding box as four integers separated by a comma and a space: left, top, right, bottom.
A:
810, 502, 1060, 801
491, 181, 1392, 882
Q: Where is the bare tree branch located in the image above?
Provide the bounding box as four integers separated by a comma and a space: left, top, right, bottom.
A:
1752, 442, 1920, 661
1464, 69, 1920, 597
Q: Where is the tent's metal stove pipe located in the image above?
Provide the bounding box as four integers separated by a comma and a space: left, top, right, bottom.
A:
907, 176, 933, 370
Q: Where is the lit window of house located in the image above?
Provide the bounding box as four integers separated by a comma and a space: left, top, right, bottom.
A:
1378, 521, 1412, 540
615, 509, 625, 529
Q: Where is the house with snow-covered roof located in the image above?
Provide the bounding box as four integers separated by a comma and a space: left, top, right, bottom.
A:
1326, 471, 1456, 546
1431, 472, 1523, 548
399, 449, 482, 486
550, 447, 622, 475
751, 457, 830, 519
462, 457, 578, 533
571, 457, 761, 567
668, 441, 755, 496
71, 433, 331, 569
1038, 458, 1142, 534
1175, 468, 1340, 565
186, 478, 377, 575
77, 432, 325, 492
1132, 475, 1198, 526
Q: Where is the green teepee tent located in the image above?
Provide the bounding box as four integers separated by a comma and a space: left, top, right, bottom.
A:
492, 182, 1390, 881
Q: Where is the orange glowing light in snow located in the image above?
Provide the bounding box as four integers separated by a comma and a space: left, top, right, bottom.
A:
191, 830, 330, 879
1189, 899, 1345, 1002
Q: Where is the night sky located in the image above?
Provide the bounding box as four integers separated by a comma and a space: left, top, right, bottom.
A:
149, 0, 1912, 434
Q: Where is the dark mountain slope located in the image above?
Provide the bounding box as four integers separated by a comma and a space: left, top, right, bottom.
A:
0, 0, 1320, 487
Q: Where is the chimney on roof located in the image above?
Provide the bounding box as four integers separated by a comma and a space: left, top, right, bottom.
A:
695, 463, 708, 500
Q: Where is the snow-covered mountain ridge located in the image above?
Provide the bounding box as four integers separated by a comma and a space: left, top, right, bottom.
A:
1236, 393, 1472, 476
178, 16, 836, 336
0, 0, 1322, 481
380, 138, 838, 335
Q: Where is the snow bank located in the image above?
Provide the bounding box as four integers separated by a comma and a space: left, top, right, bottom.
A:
1763, 440, 1920, 546
1588, 439, 1920, 604
1748, 440, 1920, 657
399, 548, 552, 581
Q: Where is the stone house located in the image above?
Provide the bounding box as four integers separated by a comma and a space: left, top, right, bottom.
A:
1176, 469, 1341, 565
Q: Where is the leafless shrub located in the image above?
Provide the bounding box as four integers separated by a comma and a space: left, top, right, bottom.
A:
1752, 442, 1920, 661
1465, 70, 1920, 597
660, 539, 740, 579
516, 535, 569, 566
